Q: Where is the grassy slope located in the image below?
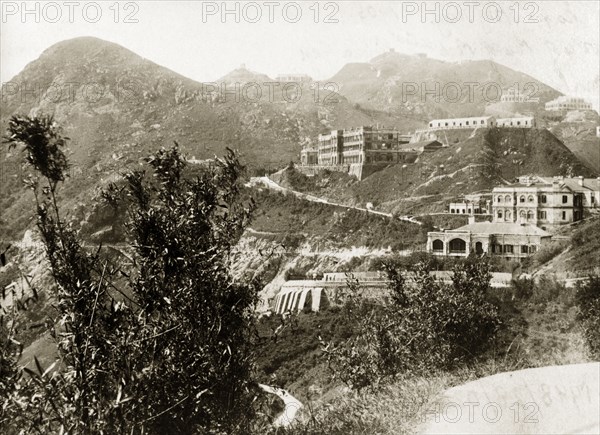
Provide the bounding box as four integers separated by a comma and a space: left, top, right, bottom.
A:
251, 189, 428, 251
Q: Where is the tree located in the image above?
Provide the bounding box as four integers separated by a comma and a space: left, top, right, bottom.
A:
323, 256, 501, 389
2, 114, 260, 434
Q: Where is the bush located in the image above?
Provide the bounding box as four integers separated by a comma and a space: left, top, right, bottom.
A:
511, 276, 535, 300
322, 256, 501, 389
575, 275, 600, 358
2, 115, 261, 434
531, 275, 568, 305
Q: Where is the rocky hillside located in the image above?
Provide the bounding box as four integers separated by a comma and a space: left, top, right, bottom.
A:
546, 112, 600, 173
0, 37, 417, 240
328, 51, 561, 120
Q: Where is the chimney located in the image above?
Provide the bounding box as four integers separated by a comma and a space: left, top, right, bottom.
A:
578, 176, 584, 186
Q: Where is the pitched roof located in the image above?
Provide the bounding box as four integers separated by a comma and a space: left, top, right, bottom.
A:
448, 222, 551, 237
495, 177, 600, 192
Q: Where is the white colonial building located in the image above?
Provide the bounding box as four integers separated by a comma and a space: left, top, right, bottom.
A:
492, 176, 600, 228
428, 116, 535, 130
426, 221, 552, 259
545, 96, 593, 111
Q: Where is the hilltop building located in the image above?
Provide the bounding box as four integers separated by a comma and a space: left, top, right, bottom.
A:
342, 126, 407, 164
492, 176, 600, 228
500, 87, 539, 103
496, 116, 536, 128
276, 74, 312, 83
428, 115, 535, 130
545, 96, 593, 111
301, 126, 424, 180
429, 116, 496, 130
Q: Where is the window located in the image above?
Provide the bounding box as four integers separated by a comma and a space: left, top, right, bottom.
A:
481, 120, 485, 125
529, 246, 537, 253
562, 211, 567, 220
562, 195, 568, 204
466, 121, 469, 126
527, 211, 534, 220
505, 195, 511, 203
540, 195, 547, 203
503, 245, 513, 254
498, 196, 502, 203
521, 246, 529, 254
449, 239, 466, 253
538, 211, 547, 219
497, 211, 503, 219
520, 195, 525, 203
528, 195, 534, 202
432, 240, 444, 252
592, 196, 596, 204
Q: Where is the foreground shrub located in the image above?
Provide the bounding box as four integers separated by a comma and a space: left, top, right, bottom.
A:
2, 115, 260, 434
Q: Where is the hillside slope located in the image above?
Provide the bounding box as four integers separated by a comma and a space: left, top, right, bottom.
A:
549, 120, 600, 173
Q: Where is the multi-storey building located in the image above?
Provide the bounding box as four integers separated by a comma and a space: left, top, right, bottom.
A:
306, 126, 442, 179
492, 176, 600, 228
317, 129, 343, 165
342, 126, 405, 164
545, 96, 593, 111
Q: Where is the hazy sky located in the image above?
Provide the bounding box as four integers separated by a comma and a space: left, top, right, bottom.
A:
1, 1, 599, 109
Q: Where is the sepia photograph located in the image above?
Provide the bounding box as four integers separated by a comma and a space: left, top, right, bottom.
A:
1, 1, 599, 433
